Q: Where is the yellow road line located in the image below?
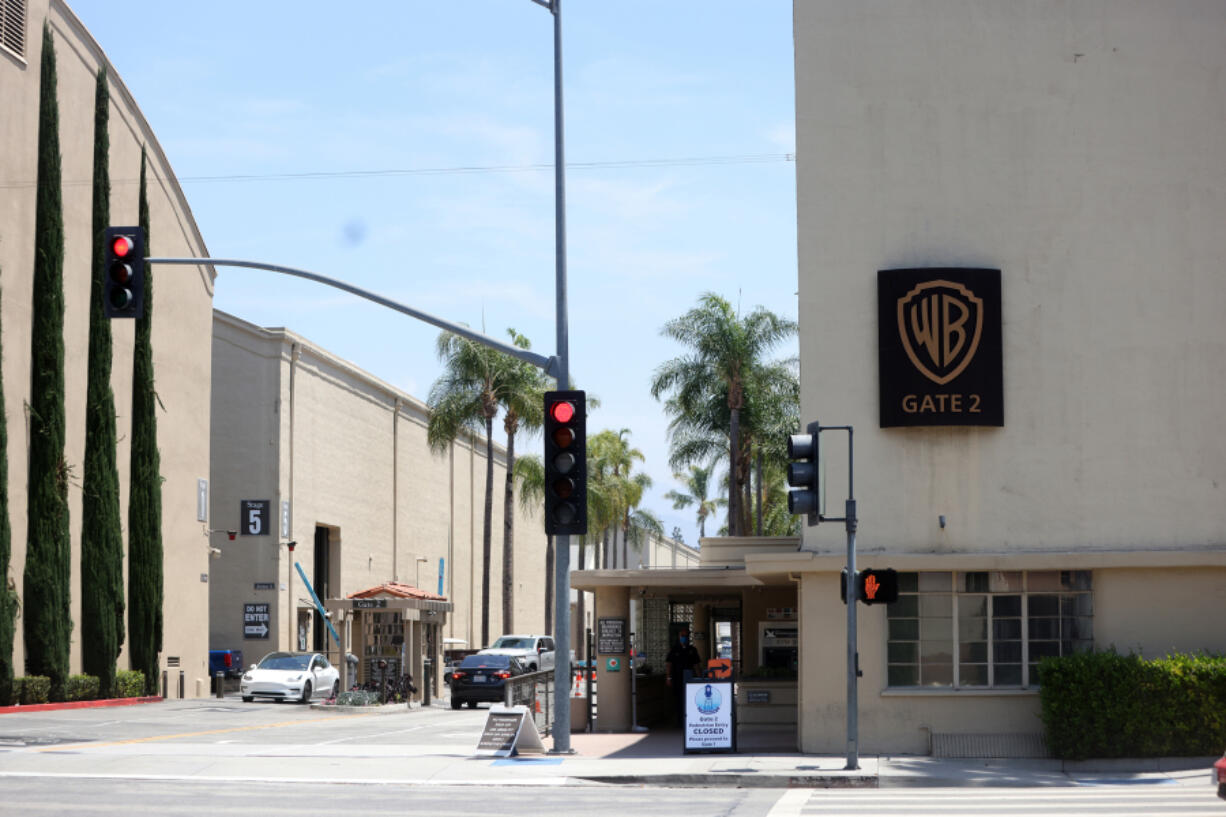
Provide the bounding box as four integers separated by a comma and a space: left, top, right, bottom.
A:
38, 711, 380, 752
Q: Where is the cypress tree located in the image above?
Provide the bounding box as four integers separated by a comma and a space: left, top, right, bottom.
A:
128, 149, 162, 695
81, 67, 124, 698
0, 285, 14, 706
23, 22, 72, 702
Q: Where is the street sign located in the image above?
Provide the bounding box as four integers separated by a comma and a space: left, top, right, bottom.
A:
474, 705, 546, 757
243, 603, 270, 639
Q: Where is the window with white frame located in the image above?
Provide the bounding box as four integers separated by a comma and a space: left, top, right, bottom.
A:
1, 0, 25, 61
886, 570, 1093, 689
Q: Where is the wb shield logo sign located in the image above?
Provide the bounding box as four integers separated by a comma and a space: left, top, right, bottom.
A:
898, 280, 983, 386
878, 269, 1003, 427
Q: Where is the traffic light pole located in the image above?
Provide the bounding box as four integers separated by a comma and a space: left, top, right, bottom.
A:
535, 0, 575, 755
811, 423, 859, 770
144, 257, 557, 376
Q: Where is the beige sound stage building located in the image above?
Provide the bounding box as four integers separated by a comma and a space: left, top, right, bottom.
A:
1, 1, 215, 694
208, 312, 552, 694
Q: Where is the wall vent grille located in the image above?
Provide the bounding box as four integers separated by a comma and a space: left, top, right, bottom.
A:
931, 733, 1050, 758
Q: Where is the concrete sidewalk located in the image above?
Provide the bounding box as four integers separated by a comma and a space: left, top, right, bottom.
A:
550, 729, 1214, 789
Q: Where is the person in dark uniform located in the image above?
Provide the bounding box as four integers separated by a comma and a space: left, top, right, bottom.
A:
665, 627, 701, 726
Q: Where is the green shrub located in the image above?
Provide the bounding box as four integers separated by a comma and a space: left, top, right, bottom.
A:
335, 690, 380, 707
1039, 649, 1226, 759
18, 675, 51, 704
114, 670, 145, 698
6, 676, 21, 706
65, 674, 100, 702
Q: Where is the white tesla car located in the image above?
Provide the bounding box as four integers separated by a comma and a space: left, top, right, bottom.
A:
240, 652, 340, 703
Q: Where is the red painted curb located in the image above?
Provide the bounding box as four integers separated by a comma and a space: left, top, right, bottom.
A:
0, 696, 163, 714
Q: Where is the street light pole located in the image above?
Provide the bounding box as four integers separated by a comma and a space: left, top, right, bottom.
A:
532, 0, 574, 753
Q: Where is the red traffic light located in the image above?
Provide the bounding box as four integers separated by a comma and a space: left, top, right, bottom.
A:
543, 390, 587, 536
111, 234, 134, 258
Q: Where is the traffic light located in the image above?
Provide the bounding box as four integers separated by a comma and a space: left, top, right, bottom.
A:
840, 567, 899, 605
786, 420, 821, 526
544, 389, 587, 536
103, 226, 144, 319
858, 568, 899, 605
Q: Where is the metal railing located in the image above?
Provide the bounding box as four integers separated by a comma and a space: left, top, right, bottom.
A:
503, 669, 555, 736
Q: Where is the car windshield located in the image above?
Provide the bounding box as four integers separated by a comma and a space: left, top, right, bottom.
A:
491, 637, 532, 649
460, 654, 512, 669
257, 653, 311, 671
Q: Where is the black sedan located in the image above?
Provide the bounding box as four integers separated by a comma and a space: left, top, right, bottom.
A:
449, 654, 525, 709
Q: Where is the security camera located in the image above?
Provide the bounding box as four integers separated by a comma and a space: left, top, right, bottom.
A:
209, 547, 222, 559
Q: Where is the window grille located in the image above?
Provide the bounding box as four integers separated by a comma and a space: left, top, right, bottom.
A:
641, 597, 670, 672
1, 0, 25, 60
886, 570, 1092, 689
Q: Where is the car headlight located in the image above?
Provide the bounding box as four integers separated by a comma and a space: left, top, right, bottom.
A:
242, 673, 252, 681
288, 674, 303, 682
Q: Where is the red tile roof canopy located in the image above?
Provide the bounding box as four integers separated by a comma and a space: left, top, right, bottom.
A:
348, 581, 446, 602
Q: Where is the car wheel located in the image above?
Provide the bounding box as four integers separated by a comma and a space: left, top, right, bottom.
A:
528, 664, 537, 672
300, 681, 312, 704
451, 698, 462, 710
331, 680, 340, 698
242, 696, 253, 703
467, 700, 477, 709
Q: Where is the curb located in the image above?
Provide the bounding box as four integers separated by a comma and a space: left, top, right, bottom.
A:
0, 696, 163, 714
573, 773, 879, 789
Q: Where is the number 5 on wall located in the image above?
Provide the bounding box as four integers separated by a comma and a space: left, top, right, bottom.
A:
241, 500, 271, 536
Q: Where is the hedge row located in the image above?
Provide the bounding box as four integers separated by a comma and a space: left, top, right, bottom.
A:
3, 670, 145, 706
1039, 650, 1226, 759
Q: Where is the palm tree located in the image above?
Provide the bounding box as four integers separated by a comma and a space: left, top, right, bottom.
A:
513, 455, 551, 631
496, 330, 545, 635
651, 293, 797, 536
426, 330, 521, 648
737, 356, 800, 534
664, 463, 725, 539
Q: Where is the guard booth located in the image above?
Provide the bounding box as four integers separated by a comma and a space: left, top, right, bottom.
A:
571, 537, 801, 750
323, 581, 452, 700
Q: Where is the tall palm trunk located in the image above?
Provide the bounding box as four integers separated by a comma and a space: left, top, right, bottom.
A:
728, 406, 741, 536
481, 415, 494, 647
501, 425, 515, 635
544, 536, 554, 632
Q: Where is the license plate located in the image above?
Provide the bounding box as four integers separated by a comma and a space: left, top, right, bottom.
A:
474, 674, 486, 683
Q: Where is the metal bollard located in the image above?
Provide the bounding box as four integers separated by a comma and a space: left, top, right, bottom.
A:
179, 671, 185, 699
161, 670, 168, 699
215, 671, 225, 698
423, 659, 432, 707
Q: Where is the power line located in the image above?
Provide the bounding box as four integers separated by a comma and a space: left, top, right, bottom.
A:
0, 152, 795, 190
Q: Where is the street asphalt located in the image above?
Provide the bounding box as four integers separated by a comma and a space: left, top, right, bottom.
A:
0, 694, 1216, 790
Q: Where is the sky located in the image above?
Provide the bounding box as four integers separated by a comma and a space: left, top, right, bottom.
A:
70, 1, 799, 550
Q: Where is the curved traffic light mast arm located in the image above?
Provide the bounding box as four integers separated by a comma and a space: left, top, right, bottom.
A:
145, 256, 560, 378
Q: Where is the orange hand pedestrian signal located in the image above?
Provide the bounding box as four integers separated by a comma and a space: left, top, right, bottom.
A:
855, 568, 900, 606
864, 573, 880, 600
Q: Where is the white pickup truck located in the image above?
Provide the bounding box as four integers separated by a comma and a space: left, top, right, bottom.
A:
478, 634, 556, 672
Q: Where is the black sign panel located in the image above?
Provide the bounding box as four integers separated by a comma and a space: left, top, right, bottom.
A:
241, 500, 271, 536
597, 617, 626, 655
476, 710, 524, 755
243, 603, 270, 639
878, 268, 1003, 427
